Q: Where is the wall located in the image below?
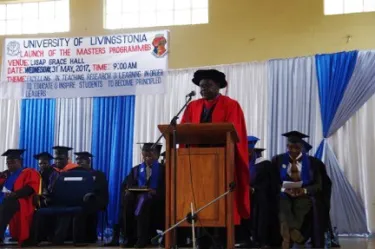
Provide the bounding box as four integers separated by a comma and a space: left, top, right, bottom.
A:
1, 0, 375, 69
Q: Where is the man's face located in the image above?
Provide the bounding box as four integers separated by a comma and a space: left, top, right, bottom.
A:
7, 158, 21, 172
199, 79, 220, 100
55, 156, 68, 169
38, 159, 50, 171
142, 151, 157, 166
77, 158, 91, 169
287, 143, 303, 156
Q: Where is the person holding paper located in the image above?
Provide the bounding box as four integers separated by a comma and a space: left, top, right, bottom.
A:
0, 149, 40, 246
271, 131, 322, 249
107, 143, 164, 248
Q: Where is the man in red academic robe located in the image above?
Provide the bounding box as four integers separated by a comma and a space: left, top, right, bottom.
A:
180, 69, 250, 228
0, 149, 40, 246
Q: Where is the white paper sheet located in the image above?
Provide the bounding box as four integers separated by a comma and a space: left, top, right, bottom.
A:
282, 181, 303, 189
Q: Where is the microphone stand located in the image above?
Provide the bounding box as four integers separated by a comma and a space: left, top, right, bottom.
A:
151, 182, 236, 247
152, 94, 194, 248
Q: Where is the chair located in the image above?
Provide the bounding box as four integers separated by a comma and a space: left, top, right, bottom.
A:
36, 170, 95, 215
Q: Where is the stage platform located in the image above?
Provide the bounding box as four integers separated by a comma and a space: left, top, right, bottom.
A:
0, 238, 372, 248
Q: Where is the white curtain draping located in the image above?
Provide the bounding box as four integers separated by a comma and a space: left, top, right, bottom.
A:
0, 100, 21, 171
267, 57, 322, 157
329, 93, 375, 233
133, 62, 269, 165
54, 98, 93, 160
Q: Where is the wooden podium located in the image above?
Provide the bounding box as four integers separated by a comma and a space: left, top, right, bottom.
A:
158, 123, 239, 249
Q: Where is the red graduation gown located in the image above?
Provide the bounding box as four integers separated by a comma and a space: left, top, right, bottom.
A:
9, 168, 41, 245
180, 95, 250, 224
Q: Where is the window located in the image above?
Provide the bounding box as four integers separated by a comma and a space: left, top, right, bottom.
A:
104, 0, 208, 29
324, 0, 375, 15
0, 0, 70, 35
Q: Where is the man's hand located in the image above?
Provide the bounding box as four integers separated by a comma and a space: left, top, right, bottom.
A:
293, 188, 306, 197
284, 188, 295, 197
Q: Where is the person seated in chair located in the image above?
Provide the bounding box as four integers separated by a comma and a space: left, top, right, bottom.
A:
250, 147, 276, 249
271, 131, 322, 249
106, 143, 164, 248
0, 149, 40, 246
47, 146, 78, 195
33, 152, 54, 206
74, 151, 109, 243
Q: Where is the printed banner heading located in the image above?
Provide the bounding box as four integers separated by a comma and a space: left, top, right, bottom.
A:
1, 30, 168, 99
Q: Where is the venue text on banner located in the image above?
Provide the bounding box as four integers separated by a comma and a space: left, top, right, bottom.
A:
0, 30, 169, 99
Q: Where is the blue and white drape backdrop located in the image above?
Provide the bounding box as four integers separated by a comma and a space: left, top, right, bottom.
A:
1, 50, 375, 234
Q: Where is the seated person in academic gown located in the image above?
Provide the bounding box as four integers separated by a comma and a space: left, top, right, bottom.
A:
250, 148, 275, 248
47, 146, 78, 196
237, 136, 259, 246
180, 69, 250, 227
33, 152, 53, 205
0, 149, 40, 246
38, 146, 79, 245
271, 131, 322, 249
119, 143, 164, 248
73, 152, 109, 243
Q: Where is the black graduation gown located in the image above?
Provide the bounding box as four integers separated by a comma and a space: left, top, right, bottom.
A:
84, 169, 109, 242
250, 158, 279, 247
121, 163, 165, 244
271, 154, 326, 247
40, 167, 53, 194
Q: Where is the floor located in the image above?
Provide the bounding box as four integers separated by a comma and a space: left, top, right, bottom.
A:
0, 238, 373, 248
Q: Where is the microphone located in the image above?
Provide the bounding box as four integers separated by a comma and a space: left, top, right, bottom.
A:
186, 90, 196, 98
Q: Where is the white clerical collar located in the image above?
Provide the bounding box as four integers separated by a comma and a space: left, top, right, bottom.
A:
255, 157, 266, 164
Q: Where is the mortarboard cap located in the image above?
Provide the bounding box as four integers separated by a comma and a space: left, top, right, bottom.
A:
192, 69, 227, 89
53, 146, 72, 159
53, 146, 72, 153
2, 149, 25, 159
282, 131, 309, 144
247, 136, 259, 149
254, 148, 265, 158
33, 152, 53, 160
137, 143, 163, 155
74, 152, 94, 159
302, 140, 313, 152
254, 148, 265, 153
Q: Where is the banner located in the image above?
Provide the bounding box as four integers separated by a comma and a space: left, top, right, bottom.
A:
1, 30, 168, 99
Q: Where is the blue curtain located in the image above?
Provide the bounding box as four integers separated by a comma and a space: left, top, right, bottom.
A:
19, 99, 56, 169
91, 96, 135, 226
315, 51, 368, 234
329, 51, 375, 135
315, 51, 358, 137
